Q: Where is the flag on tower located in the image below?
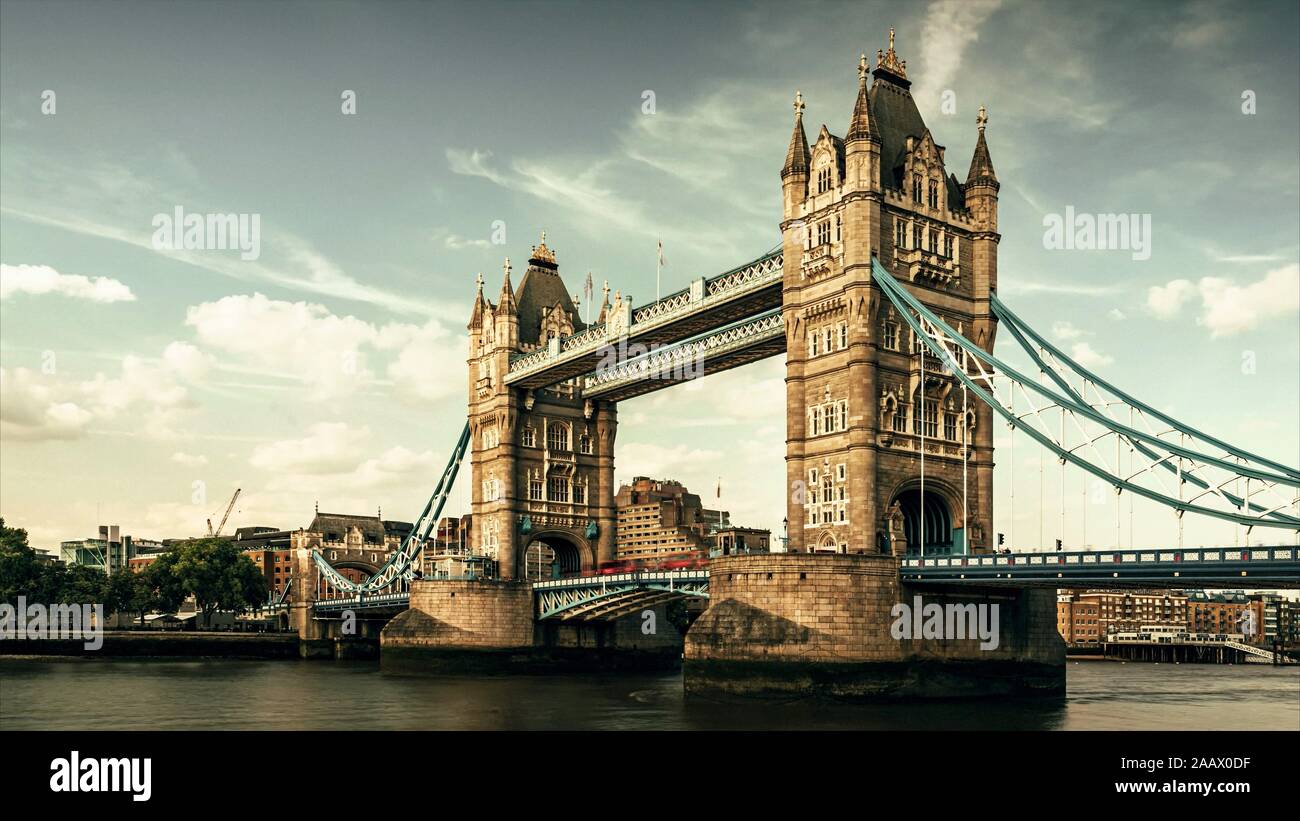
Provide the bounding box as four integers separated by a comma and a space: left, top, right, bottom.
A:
657, 238, 666, 268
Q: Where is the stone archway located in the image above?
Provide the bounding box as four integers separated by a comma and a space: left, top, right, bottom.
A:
522, 529, 594, 580
889, 480, 960, 555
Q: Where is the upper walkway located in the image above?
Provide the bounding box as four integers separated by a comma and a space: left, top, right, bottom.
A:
505, 250, 782, 390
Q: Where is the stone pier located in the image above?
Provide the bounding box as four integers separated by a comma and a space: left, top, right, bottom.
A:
380, 578, 682, 672
684, 553, 1064, 700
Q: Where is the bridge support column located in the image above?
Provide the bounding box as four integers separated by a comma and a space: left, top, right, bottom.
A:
685, 553, 1064, 699
288, 547, 332, 657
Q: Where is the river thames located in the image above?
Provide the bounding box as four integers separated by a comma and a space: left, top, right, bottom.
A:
1, 658, 1297, 730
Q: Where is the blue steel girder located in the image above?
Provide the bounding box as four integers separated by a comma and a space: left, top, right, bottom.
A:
534, 571, 710, 620
872, 260, 1300, 531
311, 422, 471, 596
505, 249, 782, 390
582, 309, 785, 401
901, 545, 1299, 589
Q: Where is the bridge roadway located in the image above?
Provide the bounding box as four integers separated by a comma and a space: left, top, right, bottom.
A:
309, 545, 1300, 618
900, 545, 1300, 589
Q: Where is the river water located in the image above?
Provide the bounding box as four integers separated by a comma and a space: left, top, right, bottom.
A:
1, 658, 1296, 731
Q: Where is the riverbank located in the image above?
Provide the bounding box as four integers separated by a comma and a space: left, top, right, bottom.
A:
0, 631, 299, 659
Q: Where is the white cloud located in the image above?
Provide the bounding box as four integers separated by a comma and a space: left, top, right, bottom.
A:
1146, 279, 1197, 319
171, 451, 208, 467
183, 293, 462, 403
249, 422, 371, 475
914, 0, 1005, 110
0, 341, 205, 442
0, 368, 94, 441
0, 263, 135, 303
1052, 321, 1086, 341
1197, 264, 1300, 338
441, 232, 490, 250
1069, 342, 1113, 369
1146, 265, 1300, 337
1107, 308, 1126, 321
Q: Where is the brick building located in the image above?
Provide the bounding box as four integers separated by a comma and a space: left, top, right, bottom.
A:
1187, 591, 1264, 642
615, 477, 722, 561
1056, 590, 1188, 646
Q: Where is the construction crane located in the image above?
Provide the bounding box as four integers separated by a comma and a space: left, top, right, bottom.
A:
206, 488, 242, 537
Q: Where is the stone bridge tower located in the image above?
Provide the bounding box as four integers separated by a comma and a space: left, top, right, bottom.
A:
781, 31, 998, 556
467, 235, 618, 580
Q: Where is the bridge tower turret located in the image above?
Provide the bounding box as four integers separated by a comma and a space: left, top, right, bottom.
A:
782, 30, 996, 557
466, 237, 617, 581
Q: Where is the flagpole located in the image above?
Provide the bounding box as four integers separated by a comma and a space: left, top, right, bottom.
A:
656, 237, 661, 301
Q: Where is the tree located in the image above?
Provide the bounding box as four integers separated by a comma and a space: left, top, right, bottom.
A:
105, 569, 155, 627
140, 552, 186, 615
171, 538, 267, 619
0, 518, 53, 602
58, 565, 109, 606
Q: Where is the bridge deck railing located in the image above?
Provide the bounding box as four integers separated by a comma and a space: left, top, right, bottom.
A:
902, 546, 1295, 569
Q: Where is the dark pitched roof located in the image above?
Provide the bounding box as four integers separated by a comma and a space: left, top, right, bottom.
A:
782, 113, 811, 178
846, 76, 877, 143
966, 129, 998, 186
868, 78, 929, 190
514, 263, 585, 346
307, 512, 389, 545
382, 520, 414, 538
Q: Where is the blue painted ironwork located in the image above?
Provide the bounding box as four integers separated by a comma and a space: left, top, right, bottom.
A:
901, 545, 1299, 588
311, 422, 471, 596
533, 570, 709, 620
872, 259, 1300, 531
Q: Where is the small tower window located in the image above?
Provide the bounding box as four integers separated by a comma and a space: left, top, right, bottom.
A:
895, 219, 906, 250
912, 175, 922, 203
817, 220, 831, 246
944, 234, 954, 259
928, 179, 939, 209
521, 427, 536, 448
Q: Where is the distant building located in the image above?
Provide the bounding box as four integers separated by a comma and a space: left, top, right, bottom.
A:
1055, 590, 1188, 646
615, 477, 720, 561
1187, 591, 1264, 643
715, 526, 771, 556
1257, 593, 1300, 651
61, 525, 159, 575
126, 539, 170, 572
288, 509, 412, 587
232, 526, 292, 551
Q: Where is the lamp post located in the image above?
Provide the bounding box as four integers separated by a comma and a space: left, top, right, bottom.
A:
781, 517, 789, 552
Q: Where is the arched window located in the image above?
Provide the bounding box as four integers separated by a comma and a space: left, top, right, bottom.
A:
546, 422, 570, 452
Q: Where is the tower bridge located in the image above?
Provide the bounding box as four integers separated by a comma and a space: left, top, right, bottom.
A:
283, 30, 1297, 695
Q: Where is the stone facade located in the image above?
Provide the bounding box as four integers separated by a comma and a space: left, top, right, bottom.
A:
781, 33, 998, 556
382, 579, 535, 650
685, 553, 1065, 698
467, 237, 619, 579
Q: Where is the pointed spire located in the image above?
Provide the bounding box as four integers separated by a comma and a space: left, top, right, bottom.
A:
781, 90, 811, 178
498, 257, 517, 313
966, 105, 998, 186
468, 271, 488, 330
873, 27, 910, 86
847, 52, 878, 143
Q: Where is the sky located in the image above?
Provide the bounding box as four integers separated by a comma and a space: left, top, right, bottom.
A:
1, 0, 1297, 554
